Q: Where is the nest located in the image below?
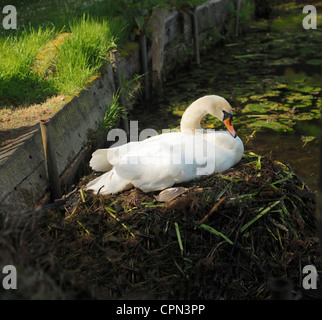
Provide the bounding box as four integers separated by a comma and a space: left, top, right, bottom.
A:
1, 152, 320, 299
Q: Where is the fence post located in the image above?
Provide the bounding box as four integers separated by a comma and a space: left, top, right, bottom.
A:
318, 113, 322, 263
139, 32, 151, 100
192, 8, 200, 66
151, 8, 166, 96
40, 119, 62, 201
110, 49, 130, 140
235, 0, 242, 37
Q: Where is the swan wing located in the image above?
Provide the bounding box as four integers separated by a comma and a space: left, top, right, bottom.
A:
114, 132, 213, 192
87, 131, 244, 194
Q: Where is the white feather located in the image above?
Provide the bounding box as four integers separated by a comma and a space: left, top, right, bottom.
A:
85, 95, 244, 195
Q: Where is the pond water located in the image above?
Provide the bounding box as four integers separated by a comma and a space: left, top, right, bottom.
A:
131, 5, 321, 192
245, 128, 319, 191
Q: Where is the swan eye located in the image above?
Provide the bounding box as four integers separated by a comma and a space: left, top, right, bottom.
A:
222, 110, 233, 121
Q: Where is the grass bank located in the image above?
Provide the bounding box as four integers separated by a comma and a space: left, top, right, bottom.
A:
0, 0, 208, 106
0, 0, 209, 146
0, 15, 127, 106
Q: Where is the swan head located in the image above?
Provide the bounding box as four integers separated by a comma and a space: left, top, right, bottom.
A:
180, 95, 237, 138
205, 95, 236, 138
222, 109, 236, 138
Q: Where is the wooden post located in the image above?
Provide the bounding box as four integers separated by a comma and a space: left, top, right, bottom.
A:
110, 49, 130, 139
139, 32, 151, 100
318, 112, 322, 262
151, 8, 166, 96
40, 119, 62, 201
192, 9, 200, 66
235, 0, 242, 37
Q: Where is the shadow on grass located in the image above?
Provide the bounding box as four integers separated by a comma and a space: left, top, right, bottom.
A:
0, 73, 58, 108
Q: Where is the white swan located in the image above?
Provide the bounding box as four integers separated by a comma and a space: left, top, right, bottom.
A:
86, 95, 244, 194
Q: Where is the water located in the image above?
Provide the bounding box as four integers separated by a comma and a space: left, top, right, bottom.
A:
245, 129, 319, 191
133, 99, 320, 191
131, 5, 321, 192
243, 58, 321, 191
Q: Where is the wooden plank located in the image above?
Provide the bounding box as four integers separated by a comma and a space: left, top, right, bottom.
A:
151, 8, 166, 96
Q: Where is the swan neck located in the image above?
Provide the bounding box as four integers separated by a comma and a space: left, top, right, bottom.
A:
180, 106, 207, 132
180, 96, 222, 132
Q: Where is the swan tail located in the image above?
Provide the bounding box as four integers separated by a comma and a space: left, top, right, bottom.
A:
89, 149, 112, 172
85, 168, 133, 195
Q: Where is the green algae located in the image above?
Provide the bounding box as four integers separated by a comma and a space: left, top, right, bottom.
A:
162, 3, 321, 138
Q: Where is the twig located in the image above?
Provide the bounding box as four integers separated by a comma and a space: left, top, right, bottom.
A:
79, 188, 86, 203
105, 207, 135, 238
197, 196, 227, 225
174, 222, 184, 256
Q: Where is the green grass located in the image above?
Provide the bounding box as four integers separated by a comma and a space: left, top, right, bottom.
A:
52, 15, 126, 95
0, 14, 128, 106
1, 1, 127, 107
0, 27, 58, 105
0, 0, 208, 108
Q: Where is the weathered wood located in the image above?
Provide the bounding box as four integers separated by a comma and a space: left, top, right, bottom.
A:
151, 8, 166, 96
0, 0, 238, 212
235, 0, 242, 37
139, 33, 151, 100
192, 9, 200, 66
60, 145, 90, 189
40, 119, 62, 201
318, 116, 322, 262
110, 49, 130, 139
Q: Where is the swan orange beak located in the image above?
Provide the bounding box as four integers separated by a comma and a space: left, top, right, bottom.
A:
224, 117, 237, 138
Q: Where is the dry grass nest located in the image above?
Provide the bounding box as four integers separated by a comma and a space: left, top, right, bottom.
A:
1, 151, 320, 300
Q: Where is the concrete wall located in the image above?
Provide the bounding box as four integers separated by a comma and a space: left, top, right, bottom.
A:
0, 0, 236, 213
